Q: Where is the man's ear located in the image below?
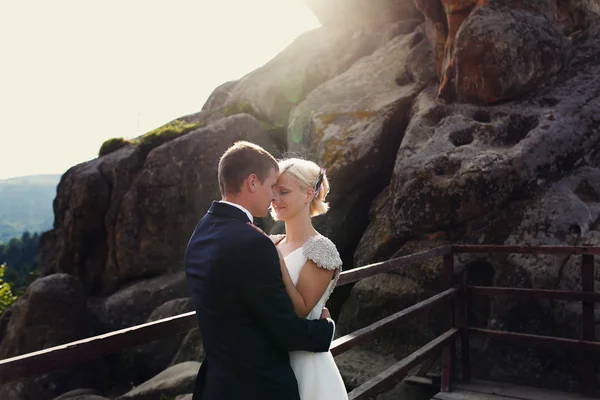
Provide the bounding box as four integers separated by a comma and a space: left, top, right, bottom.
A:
247, 174, 257, 193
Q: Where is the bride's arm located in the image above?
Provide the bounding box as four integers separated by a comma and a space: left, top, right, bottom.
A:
275, 247, 334, 318
248, 224, 335, 318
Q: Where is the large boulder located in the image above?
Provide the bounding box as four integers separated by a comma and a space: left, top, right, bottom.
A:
39, 152, 122, 294
306, 0, 421, 27
53, 388, 110, 400
287, 24, 435, 263
357, 19, 600, 264
170, 328, 204, 367
333, 348, 434, 399
202, 20, 422, 127
438, 6, 569, 104
350, 19, 600, 389
102, 297, 195, 385
415, 0, 574, 104
353, 186, 401, 267
39, 109, 218, 296
117, 361, 200, 400
0, 274, 107, 400
89, 272, 189, 333
338, 240, 450, 355
335, 348, 397, 390
388, 57, 600, 244
469, 167, 600, 388
0, 274, 89, 359
559, 0, 600, 30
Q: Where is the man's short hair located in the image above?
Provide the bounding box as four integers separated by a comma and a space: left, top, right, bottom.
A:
218, 141, 279, 196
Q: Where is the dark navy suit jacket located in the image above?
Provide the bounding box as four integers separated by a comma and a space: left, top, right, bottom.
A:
184, 201, 334, 400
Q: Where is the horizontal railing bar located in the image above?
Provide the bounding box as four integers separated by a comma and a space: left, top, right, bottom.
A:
5, 243, 600, 386
0, 288, 459, 384
453, 244, 600, 255
470, 286, 600, 303
0, 311, 197, 383
0, 247, 453, 383
337, 245, 452, 286
331, 288, 458, 356
348, 328, 460, 400
469, 328, 600, 351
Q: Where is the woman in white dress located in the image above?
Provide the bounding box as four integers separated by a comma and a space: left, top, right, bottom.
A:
268, 158, 348, 400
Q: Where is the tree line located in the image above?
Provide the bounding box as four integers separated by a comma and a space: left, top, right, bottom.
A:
0, 231, 40, 293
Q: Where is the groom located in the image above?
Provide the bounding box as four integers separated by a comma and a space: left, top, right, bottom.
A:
184, 141, 335, 400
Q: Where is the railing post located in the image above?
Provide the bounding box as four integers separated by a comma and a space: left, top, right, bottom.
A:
459, 268, 471, 383
581, 254, 595, 397
441, 252, 455, 392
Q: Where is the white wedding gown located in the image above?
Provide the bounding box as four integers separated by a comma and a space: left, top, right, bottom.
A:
279, 235, 349, 400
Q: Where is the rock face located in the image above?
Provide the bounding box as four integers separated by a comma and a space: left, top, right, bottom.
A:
343, 11, 600, 390
388, 48, 600, 244
339, 240, 450, 356
52, 388, 110, 400
203, 19, 422, 127
439, 6, 569, 104
0, 275, 108, 400
170, 328, 204, 367
415, 0, 599, 104
117, 362, 200, 400
90, 272, 189, 333
4, 2, 600, 399
472, 167, 600, 387
0, 274, 89, 358
103, 297, 196, 385
287, 22, 435, 261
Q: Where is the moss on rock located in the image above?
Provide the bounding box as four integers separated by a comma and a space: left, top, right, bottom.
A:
137, 120, 202, 152
222, 101, 256, 117
99, 137, 130, 157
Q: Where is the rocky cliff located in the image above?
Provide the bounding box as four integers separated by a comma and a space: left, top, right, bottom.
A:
2, 0, 600, 399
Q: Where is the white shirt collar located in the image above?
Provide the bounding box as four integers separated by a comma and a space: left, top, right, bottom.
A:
218, 200, 254, 223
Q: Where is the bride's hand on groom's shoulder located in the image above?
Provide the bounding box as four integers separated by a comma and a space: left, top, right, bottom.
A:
320, 307, 331, 320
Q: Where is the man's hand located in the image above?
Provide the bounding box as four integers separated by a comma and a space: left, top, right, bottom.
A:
320, 307, 331, 320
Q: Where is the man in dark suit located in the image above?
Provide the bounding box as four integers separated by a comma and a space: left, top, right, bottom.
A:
185, 141, 335, 400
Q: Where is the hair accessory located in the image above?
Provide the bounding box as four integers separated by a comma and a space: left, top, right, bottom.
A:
314, 168, 326, 196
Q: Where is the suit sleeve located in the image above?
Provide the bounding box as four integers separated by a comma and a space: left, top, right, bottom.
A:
236, 234, 334, 352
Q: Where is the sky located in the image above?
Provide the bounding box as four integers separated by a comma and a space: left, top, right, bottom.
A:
0, 0, 320, 180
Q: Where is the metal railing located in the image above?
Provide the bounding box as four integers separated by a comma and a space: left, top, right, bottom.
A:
1, 244, 598, 398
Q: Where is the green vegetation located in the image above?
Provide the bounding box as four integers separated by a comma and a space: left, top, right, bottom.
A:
0, 263, 17, 314
0, 174, 59, 243
98, 120, 205, 158
99, 137, 130, 157
137, 120, 202, 152
0, 231, 40, 292
223, 101, 257, 117
0, 231, 41, 314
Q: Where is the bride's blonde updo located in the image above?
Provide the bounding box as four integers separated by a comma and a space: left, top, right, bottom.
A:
278, 158, 330, 217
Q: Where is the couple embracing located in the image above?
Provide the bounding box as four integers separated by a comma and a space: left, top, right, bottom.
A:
184, 141, 348, 400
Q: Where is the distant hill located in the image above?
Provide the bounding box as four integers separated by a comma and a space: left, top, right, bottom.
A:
0, 174, 61, 243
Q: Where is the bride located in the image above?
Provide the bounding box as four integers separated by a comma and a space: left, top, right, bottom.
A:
267, 158, 348, 400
